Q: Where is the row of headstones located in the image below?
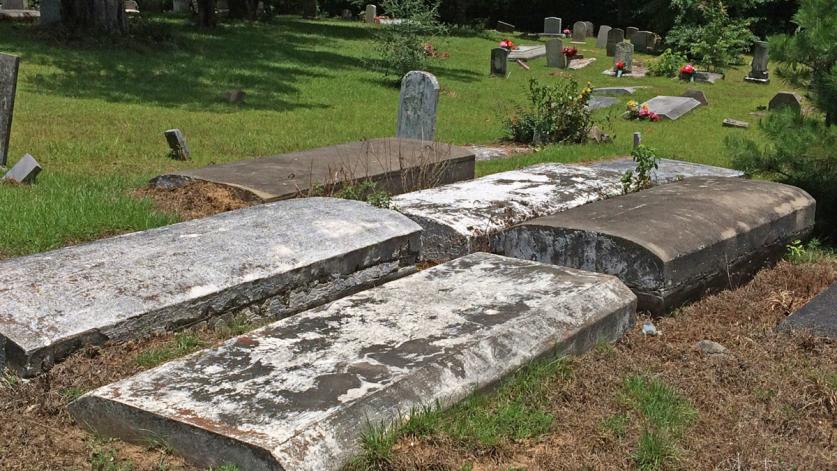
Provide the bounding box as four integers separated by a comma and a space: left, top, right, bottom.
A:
597, 27, 661, 56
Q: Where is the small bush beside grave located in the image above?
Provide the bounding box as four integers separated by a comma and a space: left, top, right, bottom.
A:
647, 48, 687, 77
504, 78, 594, 145
376, 0, 448, 77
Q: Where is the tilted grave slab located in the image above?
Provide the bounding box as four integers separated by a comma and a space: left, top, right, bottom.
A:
151, 138, 475, 202
641, 96, 701, 120
0, 198, 421, 377
508, 45, 546, 61
778, 282, 837, 338
592, 86, 649, 95
503, 177, 815, 314
71, 253, 637, 471
587, 157, 744, 181
391, 164, 625, 261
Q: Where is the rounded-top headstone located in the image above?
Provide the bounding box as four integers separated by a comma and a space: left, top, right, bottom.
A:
768, 91, 802, 114
544, 17, 561, 35
614, 42, 634, 72
397, 71, 440, 141
545, 38, 564, 68
572, 21, 587, 42
584, 21, 595, 37
606, 28, 624, 56
596, 25, 611, 49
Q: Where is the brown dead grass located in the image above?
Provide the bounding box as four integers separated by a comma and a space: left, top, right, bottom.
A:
1, 260, 834, 471
388, 260, 837, 470
133, 181, 258, 221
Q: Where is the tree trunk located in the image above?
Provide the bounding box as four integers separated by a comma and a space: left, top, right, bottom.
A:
302, 0, 317, 19
60, 0, 127, 34
196, 0, 216, 27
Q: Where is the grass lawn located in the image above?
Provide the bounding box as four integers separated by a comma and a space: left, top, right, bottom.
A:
0, 15, 795, 258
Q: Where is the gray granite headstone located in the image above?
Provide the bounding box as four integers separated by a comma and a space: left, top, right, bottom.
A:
626, 26, 638, 38
3, 153, 41, 184
491, 47, 510, 76
545, 38, 563, 68
768, 91, 802, 114
544, 17, 561, 35
630, 30, 645, 50
572, 21, 587, 42
584, 21, 594, 37
397, 71, 439, 141
746, 41, 769, 82
606, 28, 624, 56
364, 4, 376, 23
0, 53, 19, 168
164, 129, 190, 160
614, 42, 634, 72
497, 20, 515, 33
596, 25, 611, 48
642, 96, 701, 120
2, 0, 25, 9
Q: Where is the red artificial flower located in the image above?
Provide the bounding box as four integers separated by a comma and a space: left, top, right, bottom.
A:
562, 46, 577, 58
499, 39, 516, 49
680, 63, 695, 75
615, 61, 625, 71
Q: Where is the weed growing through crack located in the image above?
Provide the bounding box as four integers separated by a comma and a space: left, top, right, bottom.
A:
135, 331, 206, 368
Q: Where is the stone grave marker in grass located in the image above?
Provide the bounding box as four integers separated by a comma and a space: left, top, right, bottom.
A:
364, 4, 375, 23
491, 47, 509, 76
614, 42, 634, 73
592, 86, 648, 95
626, 26, 638, 38
640, 96, 701, 120
606, 28, 624, 56
722, 118, 749, 128
745, 40, 770, 84
543, 17, 561, 36
70, 253, 637, 471
585, 21, 594, 37
569, 57, 596, 70
508, 45, 546, 61
2, 153, 41, 184
0, 52, 20, 168
768, 91, 802, 114
546, 38, 563, 68
397, 71, 439, 142
681, 89, 708, 106
596, 25, 611, 48
572, 21, 587, 43
588, 96, 620, 110
164, 128, 190, 160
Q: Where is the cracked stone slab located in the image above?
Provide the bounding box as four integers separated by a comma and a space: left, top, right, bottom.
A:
508, 45, 546, 61
0, 198, 421, 377
641, 96, 701, 120
391, 164, 625, 261
778, 282, 837, 338
503, 177, 815, 314
71, 253, 637, 471
587, 158, 744, 182
150, 138, 475, 202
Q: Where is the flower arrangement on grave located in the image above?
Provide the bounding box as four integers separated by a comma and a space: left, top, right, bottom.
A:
563, 28, 571, 36
679, 63, 696, 82
626, 100, 661, 122
499, 39, 517, 50
562, 46, 578, 60
614, 60, 626, 77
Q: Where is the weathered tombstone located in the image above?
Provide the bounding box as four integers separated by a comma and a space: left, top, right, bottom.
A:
626, 26, 638, 38
545, 38, 563, 68
0, 53, 19, 168
572, 21, 587, 42
497, 20, 515, 33
596, 25, 611, 48
768, 91, 802, 114
364, 4, 376, 23
164, 129, 190, 161
681, 89, 708, 106
397, 71, 439, 141
745, 41, 769, 83
585, 21, 595, 37
722, 118, 749, 128
614, 42, 634, 73
490, 47, 510, 77
2, 0, 25, 9
606, 28, 624, 56
633, 132, 641, 148
544, 17, 561, 35
631, 30, 647, 50
3, 154, 41, 184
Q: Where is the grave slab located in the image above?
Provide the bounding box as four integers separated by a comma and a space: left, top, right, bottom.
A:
778, 282, 837, 338
569, 57, 596, 70
503, 177, 816, 314
0, 198, 422, 377
508, 45, 546, 61
588, 96, 619, 110
592, 86, 648, 95
71, 253, 637, 471
641, 96, 701, 120
391, 164, 624, 261
150, 138, 475, 202
587, 157, 744, 181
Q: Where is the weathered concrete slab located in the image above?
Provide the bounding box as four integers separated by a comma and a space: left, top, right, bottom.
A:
592, 86, 648, 95
503, 177, 815, 314
588, 96, 619, 110
391, 164, 624, 261
641, 96, 701, 120
0, 198, 421, 377
569, 57, 596, 70
588, 158, 744, 182
778, 282, 837, 338
71, 253, 637, 471
508, 45, 546, 61
150, 139, 475, 202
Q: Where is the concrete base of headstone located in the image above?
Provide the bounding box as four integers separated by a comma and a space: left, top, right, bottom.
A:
504, 177, 815, 314
70, 253, 637, 471
0, 198, 422, 377
392, 164, 625, 262
744, 76, 770, 84
587, 158, 745, 181
151, 139, 475, 202
778, 282, 837, 338
508, 45, 546, 61
640, 96, 701, 120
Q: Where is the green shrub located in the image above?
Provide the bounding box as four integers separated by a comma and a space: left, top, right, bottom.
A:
647, 48, 688, 77
666, 0, 756, 71
504, 78, 594, 145
621, 145, 660, 193
375, 0, 448, 77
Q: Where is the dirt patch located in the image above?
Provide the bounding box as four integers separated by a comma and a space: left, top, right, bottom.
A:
134, 181, 259, 220
388, 260, 837, 470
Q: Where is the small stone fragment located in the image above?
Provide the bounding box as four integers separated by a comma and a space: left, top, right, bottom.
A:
696, 340, 729, 355
722, 118, 749, 128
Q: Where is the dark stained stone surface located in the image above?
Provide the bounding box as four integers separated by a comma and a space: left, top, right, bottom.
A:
150, 138, 475, 202
503, 177, 816, 314
779, 282, 837, 338
71, 253, 637, 471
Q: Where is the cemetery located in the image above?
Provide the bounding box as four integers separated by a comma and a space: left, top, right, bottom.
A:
0, 1, 835, 470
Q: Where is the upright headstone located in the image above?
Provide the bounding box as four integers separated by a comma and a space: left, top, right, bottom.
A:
364, 4, 376, 23
596, 25, 611, 49
397, 71, 439, 141
606, 28, 624, 56
545, 38, 563, 68
2, 0, 25, 9
490, 47, 510, 77
768, 92, 802, 114
745, 41, 769, 83
630, 30, 645, 49
584, 21, 595, 37
0, 53, 20, 168
164, 129, 190, 161
497, 20, 515, 33
626, 26, 638, 38
614, 42, 634, 72
572, 21, 587, 42
544, 17, 561, 35
3, 154, 41, 184
633, 132, 641, 148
